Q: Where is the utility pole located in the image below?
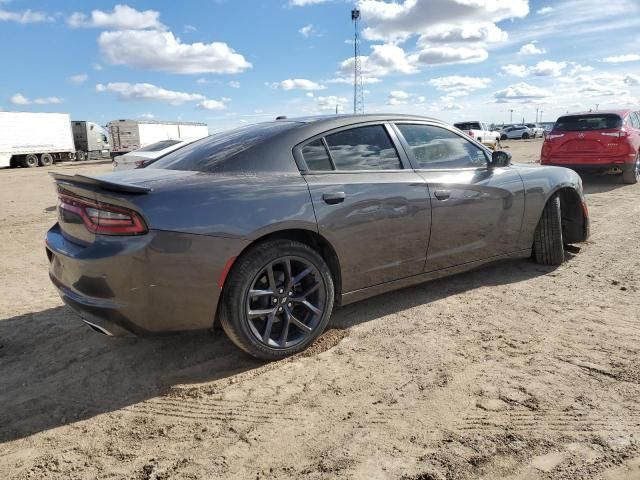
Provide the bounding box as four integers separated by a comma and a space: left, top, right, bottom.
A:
539, 109, 543, 122
509, 109, 514, 124
535, 107, 539, 123
351, 8, 364, 114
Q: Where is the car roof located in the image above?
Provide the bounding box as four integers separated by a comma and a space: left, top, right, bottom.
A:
562, 109, 633, 117
280, 113, 447, 125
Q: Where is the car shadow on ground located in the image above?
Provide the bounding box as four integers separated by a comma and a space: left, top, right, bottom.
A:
580, 173, 629, 194
0, 257, 560, 443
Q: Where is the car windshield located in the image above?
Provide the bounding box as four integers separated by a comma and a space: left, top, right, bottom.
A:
454, 122, 481, 130
554, 114, 623, 131
136, 140, 182, 152
148, 122, 295, 172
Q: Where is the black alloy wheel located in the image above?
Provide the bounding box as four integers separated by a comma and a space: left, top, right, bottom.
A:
219, 239, 334, 360
245, 256, 326, 349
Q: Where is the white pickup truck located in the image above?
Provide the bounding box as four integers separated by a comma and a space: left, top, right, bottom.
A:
453, 121, 501, 147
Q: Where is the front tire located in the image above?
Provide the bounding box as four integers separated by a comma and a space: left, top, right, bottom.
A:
522, 132, 530, 140
219, 239, 335, 360
534, 194, 565, 265
622, 153, 639, 184
501, 134, 507, 141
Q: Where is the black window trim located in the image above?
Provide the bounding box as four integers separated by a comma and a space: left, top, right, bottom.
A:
389, 120, 492, 172
292, 121, 412, 174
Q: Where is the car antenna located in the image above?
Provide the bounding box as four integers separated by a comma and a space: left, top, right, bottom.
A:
275, 115, 287, 120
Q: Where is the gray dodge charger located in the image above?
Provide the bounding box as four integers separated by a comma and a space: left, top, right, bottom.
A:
46, 115, 590, 359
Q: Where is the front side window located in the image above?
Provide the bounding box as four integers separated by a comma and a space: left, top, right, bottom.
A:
324, 125, 402, 171
396, 124, 488, 169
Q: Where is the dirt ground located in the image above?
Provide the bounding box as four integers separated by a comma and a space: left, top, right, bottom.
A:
1, 139, 639, 479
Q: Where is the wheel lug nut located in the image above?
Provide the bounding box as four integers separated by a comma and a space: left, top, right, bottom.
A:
278, 307, 283, 312
287, 303, 292, 308
288, 292, 293, 296
279, 289, 284, 294
272, 298, 277, 304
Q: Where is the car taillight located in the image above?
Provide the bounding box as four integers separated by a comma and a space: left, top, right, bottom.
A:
58, 190, 147, 235
546, 133, 565, 140
601, 128, 628, 138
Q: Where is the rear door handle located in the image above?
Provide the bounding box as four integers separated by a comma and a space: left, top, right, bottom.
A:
434, 190, 450, 201
322, 192, 346, 205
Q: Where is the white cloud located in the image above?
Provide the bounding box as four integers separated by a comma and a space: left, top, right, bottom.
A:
569, 63, 594, 75
337, 44, 418, 80
228, 80, 240, 88
501, 60, 566, 77
96, 82, 205, 105
289, 0, 331, 6
10, 93, 62, 105
184, 24, 198, 33
387, 90, 410, 105
317, 95, 348, 111
299, 24, 315, 37
501, 64, 529, 77
494, 82, 553, 103
442, 103, 463, 110
138, 113, 155, 119
98, 30, 252, 75
360, 0, 528, 42
93, 63, 103, 71
271, 78, 326, 91
418, 23, 507, 44
413, 45, 488, 66
0, 8, 52, 23
69, 74, 88, 85
537, 6, 553, 14
530, 60, 566, 76
429, 75, 491, 93
197, 99, 227, 110
67, 4, 164, 30
603, 54, 640, 63
518, 43, 545, 55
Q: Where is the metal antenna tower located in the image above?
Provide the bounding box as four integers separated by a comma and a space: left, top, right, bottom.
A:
351, 8, 364, 114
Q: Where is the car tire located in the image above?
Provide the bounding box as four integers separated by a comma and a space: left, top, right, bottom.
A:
533, 194, 565, 266
501, 134, 507, 140
219, 239, 335, 360
39, 153, 53, 167
24, 154, 39, 168
522, 133, 530, 140
622, 153, 639, 184
75, 150, 86, 162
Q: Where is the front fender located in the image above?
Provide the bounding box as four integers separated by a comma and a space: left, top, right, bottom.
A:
515, 164, 586, 249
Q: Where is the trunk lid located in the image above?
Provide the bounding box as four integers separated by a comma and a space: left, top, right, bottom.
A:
52, 170, 197, 246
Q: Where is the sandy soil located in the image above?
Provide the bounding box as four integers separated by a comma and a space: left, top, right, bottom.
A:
1, 140, 639, 479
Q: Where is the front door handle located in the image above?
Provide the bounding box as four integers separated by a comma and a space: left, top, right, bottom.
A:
434, 190, 451, 201
322, 192, 346, 205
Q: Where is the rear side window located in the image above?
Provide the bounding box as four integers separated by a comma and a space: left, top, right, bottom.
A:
454, 122, 481, 131
136, 140, 181, 152
149, 122, 294, 172
554, 114, 622, 131
324, 125, 402, 171
630, 112, 640, 128
396, 124, 488, 169
301, 139, 332, 171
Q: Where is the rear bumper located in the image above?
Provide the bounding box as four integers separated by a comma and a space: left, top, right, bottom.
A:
541, 155, 636, 172
46, 223, 247, 336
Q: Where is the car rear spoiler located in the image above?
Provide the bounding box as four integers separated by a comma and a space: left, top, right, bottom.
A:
49, 172, 152, 194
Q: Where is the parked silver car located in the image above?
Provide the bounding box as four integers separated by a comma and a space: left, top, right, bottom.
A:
501, 125, 533, 140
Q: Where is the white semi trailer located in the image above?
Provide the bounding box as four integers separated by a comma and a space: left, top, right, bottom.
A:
0, 112, 76, 168
107, 119, 209, 154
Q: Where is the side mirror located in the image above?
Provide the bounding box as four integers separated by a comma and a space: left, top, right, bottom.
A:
491, 150, 512, 168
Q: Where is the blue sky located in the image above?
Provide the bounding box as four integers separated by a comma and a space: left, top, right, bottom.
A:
1, 0, 639, 132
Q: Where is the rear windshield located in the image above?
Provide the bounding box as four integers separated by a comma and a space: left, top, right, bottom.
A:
136, 140, 182, 152
148, 122, 294, 172
454, 122, 481, 131
554, 114, 622, 132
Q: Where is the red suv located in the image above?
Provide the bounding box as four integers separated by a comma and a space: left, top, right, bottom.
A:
541, 110, 640, 184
